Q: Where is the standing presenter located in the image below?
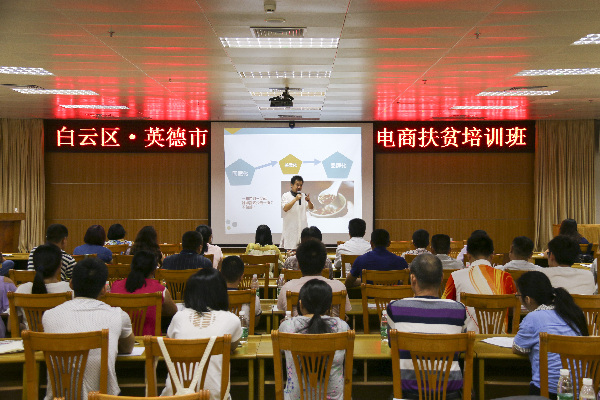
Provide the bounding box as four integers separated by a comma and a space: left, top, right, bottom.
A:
281, 175, 314, 249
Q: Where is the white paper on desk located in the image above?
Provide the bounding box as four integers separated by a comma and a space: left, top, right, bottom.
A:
118, 347, 145, 357
0, 340, 24, 354
482, 337, 514, 348
272, 304, 279, 312
367, 303, 377, 309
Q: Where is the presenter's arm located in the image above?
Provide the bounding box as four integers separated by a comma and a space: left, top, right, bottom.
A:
305, 193, 314, 210
283, 194, 301, 212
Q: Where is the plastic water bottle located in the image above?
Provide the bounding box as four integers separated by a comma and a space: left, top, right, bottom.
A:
239, 311, 248, 345
251, 274, 260, 298
276, 274, 285, 297
345, 263, 351, 278
580, 378, 595, 400
557, 369, 574, 400
380, 310, 389, 343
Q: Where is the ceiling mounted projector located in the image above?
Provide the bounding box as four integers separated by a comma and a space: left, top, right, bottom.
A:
269, 87, 294, 107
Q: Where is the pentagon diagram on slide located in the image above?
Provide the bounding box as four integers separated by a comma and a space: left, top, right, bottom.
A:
323, 152, 353, 179
279, 154, 302, 175
225, 159, 255, 185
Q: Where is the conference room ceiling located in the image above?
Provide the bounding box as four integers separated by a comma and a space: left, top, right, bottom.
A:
1, 0, 600, 121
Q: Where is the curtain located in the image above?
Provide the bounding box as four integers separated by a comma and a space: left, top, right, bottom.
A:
0, 119, 45, 252
534, 120, 595, 250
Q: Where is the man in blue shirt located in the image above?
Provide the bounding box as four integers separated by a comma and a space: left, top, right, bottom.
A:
344, 228, 408, 288
162, 231, 212, 270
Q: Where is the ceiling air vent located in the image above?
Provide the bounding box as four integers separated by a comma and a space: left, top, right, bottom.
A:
251, 27, 305, 38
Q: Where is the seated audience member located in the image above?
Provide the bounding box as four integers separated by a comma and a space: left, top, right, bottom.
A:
221, 255, 262, 327
277, 239, 351, 317
1, 253, 14, 277
443, 234, 515, 332
196, 225, 223, 269
456, 229, 487, 264
245, 224, 285, 263
345, 229, 409, 288
162, 231, 212, 270
401, 229, 432, 258
279, 279, 351, 400
542, 235, 595, 295
333, 218, 372, 270
73, 225, 113, 263
513, 271, 588, 398
27, 224, 76, 280
43, 258, 134, 399
431, 234, 464, 270
0, 275, 16, 337
283, 226, 334, 279
127, 226, 163, 266
105, 223, 132, 246
498, 236, 541, 271
110, 250, 177, 335
559, 218, 591, 256
387, 254, 467, 399
164, 268, 241, 400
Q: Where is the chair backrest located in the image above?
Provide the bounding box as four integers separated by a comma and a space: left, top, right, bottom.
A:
8, 291, 73, 338
241, 254, 279, 277
286, 290, 347, 319
106, 264, 131, 287
104, 244, 129, 255
8, 269, 36, 285
361, 284, 413, 333
362, 269, 410, 286
389, 241, 413, 255
144, 335, 232, 399
539, 332, 600, 399
571, 294, 600, 336
460, 293, 520, 334
281, 269, 329, 281
441, 269, 460, 296
389, 330, 475, 400
506, 269, 529, 284
271, 330, 355, 400
404, 254, 418, 264
113, 254, 134, 264
72, 254, 97, 262
340, 254, 360, 278
23, 329, 109, 400
228, 289, 256, 335
100, 292, 163, 336
240, 264, 270, 298
88, 391, 210, 400
204, 253, 214, 263
491, 253, 507, 267
155, 268, 199, 301
160, 243, 182, 257
449, 241, 463, 258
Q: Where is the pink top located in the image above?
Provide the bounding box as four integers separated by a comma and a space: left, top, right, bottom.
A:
110, 278, 165, 335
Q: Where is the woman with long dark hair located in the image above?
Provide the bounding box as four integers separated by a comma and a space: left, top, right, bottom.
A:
559, 218, 591, 257
110, 251, 177, 334
278, 279, 350, 399
127, 226, 163, 266
513, 271, 588, 398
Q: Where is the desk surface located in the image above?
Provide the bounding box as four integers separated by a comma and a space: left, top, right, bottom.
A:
474, 334, 526, 360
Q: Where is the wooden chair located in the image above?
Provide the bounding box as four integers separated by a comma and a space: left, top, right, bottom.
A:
72, 253, 97, 262
404, 254, 418, 264
491, 253, 507, 267
106, 263, 131, 287
360, 284, 413, 333
580, 243, 598, 254
340, 254, 360, 278
362, 269, 410, 285
160, 243, 181, 257
449, 241, 464, 258
389, 241, 413, 255
271, 330, 355, 400
281, 269, 329, 281
105, 244, 129, 255
286, 290, 347, 319
571, 294, 600, 335
539, 332, 600, 398
336, 240, 346, 246
113, 254, 134, 264
155, 268, 200, 301
7, 292, 72, 338
240, 264, 270, 299
100, 292, 163, 336
204, 253, 214, 263
241, 254, 280, 277
441, 269, 460, 296
389, 330, 475, 400
23, 329, 109, 400
228, 289, 256, 335
8, 269, 35, 285
144, 335, 232, 399
506, 269, 529, 285
460, 293, 521, 334
89, 392, 210, 400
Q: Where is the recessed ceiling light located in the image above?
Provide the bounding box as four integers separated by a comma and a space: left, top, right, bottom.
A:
240, 71, 331, 79
0, 67, 53, 75
477, 90, 558, 96
13, 88, 98, 95
220, 37, 338, 49
451, 106, 518, 110
60, 105, 129, 109
515, 68, 600, 76
250, 91, 326, 97
259, 106, 322, 111
572, 34, 600, 45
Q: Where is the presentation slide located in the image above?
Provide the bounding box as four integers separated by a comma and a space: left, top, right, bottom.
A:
211, 123, 373, 245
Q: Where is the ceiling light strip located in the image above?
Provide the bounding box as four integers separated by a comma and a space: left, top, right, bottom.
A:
477, 90, 558, 96
220, 37, 338, 49
240, 71, 331, 79
515, 68, 600, 76
451, 106, 518, 110
13, 89, 98, 95
0, 67, 53, 75
60, 105, 129, 109
572, 34, 600, 45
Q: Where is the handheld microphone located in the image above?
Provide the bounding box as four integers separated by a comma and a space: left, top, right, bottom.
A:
297, 192, 301, 205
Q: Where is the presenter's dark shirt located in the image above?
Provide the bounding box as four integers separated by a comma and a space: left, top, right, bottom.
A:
162, 250, 213, 270
350, 246, 408, 278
